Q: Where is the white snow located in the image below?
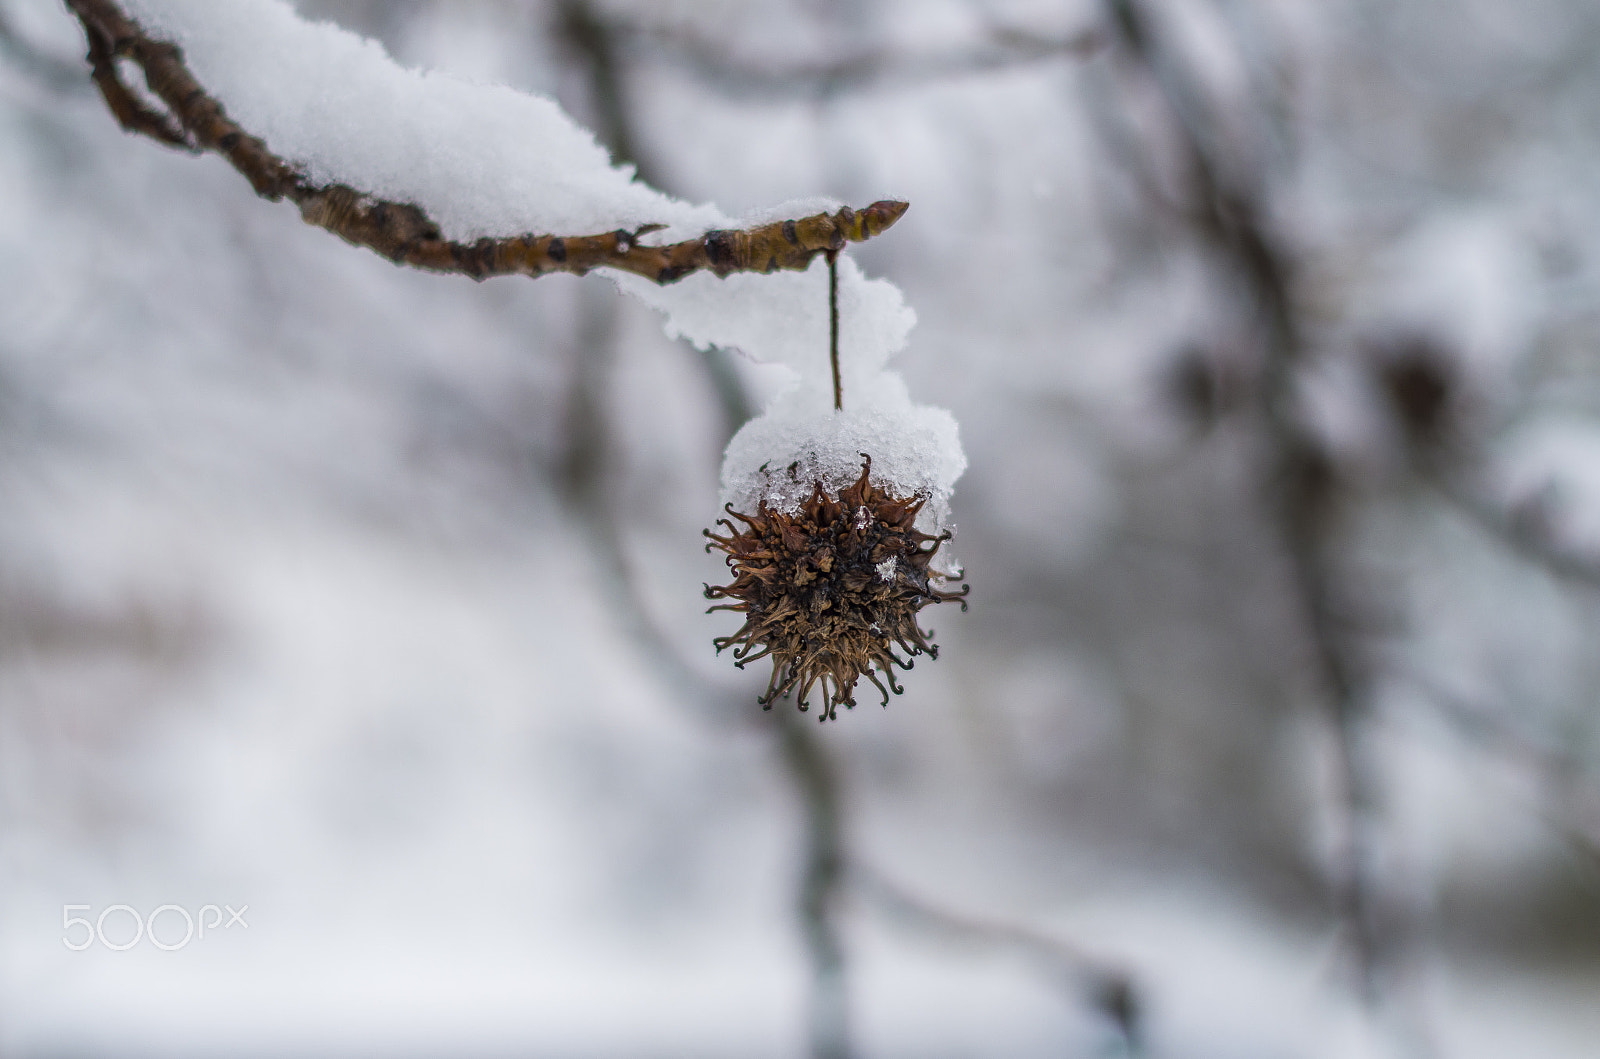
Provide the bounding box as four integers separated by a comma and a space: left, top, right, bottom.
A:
717, 368, 967, 572
124, 0, 713, 242
713, 353, 966, 575
123, 0, 962, 512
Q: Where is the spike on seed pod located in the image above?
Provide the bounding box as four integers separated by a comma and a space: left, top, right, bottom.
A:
704, 455, 968, 721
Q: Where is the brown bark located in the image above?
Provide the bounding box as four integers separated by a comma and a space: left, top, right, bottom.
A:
63, 0, 908, 285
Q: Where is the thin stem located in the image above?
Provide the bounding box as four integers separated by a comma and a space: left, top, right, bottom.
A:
827, 249, 842, 410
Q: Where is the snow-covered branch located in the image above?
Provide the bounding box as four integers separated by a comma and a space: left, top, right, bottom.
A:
64, 0, 908, 286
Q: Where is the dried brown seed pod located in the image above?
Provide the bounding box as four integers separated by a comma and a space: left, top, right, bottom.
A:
704, 456, 969, 721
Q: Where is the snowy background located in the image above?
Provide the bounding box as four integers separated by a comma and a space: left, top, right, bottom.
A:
3, 0, 1600, 1056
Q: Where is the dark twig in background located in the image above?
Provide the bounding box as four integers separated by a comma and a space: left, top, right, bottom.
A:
617, 19, 1104, 100
1103, 0, 1391, 1011
1436, 479, 1600, 591
1364, 326, 1600, 858
856, 864, 1142, 1051
1400, 668, 1600, 858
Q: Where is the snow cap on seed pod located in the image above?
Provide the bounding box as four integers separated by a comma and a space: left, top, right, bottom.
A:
705, 254, 968, 721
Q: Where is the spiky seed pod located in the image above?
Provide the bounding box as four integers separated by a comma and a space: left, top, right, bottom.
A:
704, 456, 969, 721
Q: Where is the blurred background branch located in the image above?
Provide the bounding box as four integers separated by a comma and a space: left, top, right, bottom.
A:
1100, 0, 1395, 1011
611, 18, 1104, 100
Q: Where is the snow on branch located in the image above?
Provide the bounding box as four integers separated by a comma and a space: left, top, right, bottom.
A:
65, 0, 907, 286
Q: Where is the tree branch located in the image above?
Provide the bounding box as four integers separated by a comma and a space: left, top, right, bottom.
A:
63, 0, 908, 285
